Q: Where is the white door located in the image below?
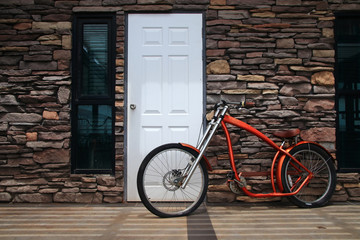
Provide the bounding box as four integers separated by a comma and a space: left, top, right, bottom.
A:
127, 14, 204, 201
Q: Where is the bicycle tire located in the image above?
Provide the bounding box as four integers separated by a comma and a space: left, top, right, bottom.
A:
137, 143, 209, 217
281, 143, 336, 208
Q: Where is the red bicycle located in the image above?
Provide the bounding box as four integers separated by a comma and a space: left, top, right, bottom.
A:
137, 100, 336, 217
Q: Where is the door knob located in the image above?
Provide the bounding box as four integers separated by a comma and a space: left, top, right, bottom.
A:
130, 104, 136, 110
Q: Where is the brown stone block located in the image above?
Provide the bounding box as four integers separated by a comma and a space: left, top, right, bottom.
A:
38, 132, 70, 141
32, 22, 71, 31
97, 185, 123, 192
53, 192, 76, 202
300, 127, 335, 142
276, 38, 295, 48
26, 132, 38, 141
206, 49, 225, 57
123, 5, 172, 11
33, 149, 70, 164
43, 110, 59, 120
14, 193, 52, 203
279, 83, 311, 96
304, 99, 334, 112
210, 0, 226, 5
206, 60, 230, 74
311, 71, 334, 86
75, 192, 103, 203
348, 188, 360, 197
43, 14, 71, 22
53, 50, 71, 60
13, 22, 32, 30
97, 176, 116, 186
252, 12, 275, 18
218, 41, 240, 48
103, 196, 123, 203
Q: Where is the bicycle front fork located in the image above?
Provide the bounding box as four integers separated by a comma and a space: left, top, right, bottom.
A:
181, 106, 228, 188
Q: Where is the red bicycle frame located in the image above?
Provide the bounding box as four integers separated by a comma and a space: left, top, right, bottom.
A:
221, 114, 314, 198
180, 102, 334, 198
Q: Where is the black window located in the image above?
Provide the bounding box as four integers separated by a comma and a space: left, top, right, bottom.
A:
72, 14, 116, 174
335, 13, 360, 172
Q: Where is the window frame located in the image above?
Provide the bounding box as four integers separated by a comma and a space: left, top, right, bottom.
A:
71, 13, 116, 174
335, 11, 360, 173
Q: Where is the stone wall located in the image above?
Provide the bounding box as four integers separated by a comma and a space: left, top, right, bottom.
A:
0, 0, 360, 204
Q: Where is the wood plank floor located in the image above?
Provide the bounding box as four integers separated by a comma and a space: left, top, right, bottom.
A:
0, 203, 359, 239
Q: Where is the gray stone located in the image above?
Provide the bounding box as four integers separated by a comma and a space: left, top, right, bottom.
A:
218, 10, 250, 19
6, 186, 38, 193
0, 56, 22, 65
19, 61, 57, 71
38, 132, 70, 141
57, 86, 70, 104
0, 192, 12, 202
1, 113, 42, 123
256, 110, 300, 118
278, 96, 298, 106
0, 95, 19, 105
247, 82, 279, 90
207, 75, 236, 81
26, 141, 64, 149
279, 83, 312, 96
0, 113, 42, 123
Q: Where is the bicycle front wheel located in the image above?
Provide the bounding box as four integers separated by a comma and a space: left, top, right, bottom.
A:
137, 143, 208, 217
281, 143, 336, 208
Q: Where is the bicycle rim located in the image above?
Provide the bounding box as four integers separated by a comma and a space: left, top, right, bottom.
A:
140, 146, 207, 217
283, 145, 334, 206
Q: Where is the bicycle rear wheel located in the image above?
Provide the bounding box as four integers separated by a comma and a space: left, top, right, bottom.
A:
137, 143, 208, 217
281, 143, 336, 208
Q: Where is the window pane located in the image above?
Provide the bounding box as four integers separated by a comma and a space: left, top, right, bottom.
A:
81, 24, 109, 96
76, 105, 113, 170
337, 18, 360, 43
336, 15, 360, 170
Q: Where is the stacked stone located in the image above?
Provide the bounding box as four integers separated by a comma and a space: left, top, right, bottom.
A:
0, 0, 125, 203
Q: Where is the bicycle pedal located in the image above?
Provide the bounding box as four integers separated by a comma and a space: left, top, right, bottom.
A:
236, 175, 247, 188
229, 181, 242, 195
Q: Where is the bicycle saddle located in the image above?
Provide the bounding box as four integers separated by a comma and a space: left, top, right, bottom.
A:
273, 129, 300, 138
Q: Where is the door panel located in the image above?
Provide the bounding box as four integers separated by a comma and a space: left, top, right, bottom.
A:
127, 14, 203, 201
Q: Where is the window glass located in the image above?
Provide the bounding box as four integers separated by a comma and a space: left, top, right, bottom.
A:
336, 15, 360, 170
76, 105, 112, 170
81, 24, 109, 97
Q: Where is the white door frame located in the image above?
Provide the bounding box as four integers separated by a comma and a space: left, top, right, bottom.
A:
124, 13, 206, 201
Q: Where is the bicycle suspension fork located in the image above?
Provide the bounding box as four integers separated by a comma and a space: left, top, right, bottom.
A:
181, 106, 229, 189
